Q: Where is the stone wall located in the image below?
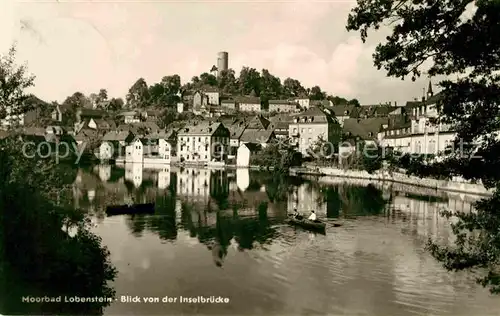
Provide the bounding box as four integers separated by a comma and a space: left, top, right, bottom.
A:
290, 166, 493, 196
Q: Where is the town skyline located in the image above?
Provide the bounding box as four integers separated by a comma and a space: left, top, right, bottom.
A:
1, 0, 432, 105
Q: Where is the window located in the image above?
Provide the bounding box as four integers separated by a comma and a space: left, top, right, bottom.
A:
198, 137, 201, 142
205, 155, 207, 159
301, 128, 305, 133
368, 132, 373, 137
308, 138, 312, 144
293, 128, 297, 133
308, 128, 312, 133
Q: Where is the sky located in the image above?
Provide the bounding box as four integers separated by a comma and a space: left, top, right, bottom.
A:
0, 0, 432, 105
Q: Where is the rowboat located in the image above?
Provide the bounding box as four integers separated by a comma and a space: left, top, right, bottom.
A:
286, 214, 326, 232
106, 203, 155, 216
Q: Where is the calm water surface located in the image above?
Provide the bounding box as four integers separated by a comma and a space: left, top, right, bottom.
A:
77, 164, 500, 315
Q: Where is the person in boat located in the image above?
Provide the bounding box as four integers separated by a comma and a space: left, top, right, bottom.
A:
293, 209, 303, 220
308, 210, 317, 221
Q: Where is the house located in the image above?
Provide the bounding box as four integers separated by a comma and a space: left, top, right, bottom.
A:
117, 122, 160, 137
325, 104, 357, 127
193, 91, 209, 109
294, 94, 310, 109
76, 109, 107, 123
51, 104, 63, 122
236, 96, 261, 112
268, 100, 300, 113
177, 121, 230, 164
73, 128, 100, 151
202, 87, 220, 105
289, 107, 342, 157
246, 115, 270, 130
268, 114, 293, 139
220, 98, 237, 110
99, 130, 135, 161
240, 129, 275, 146
226, 119, 248, 156
236, 143, 262, 167
125, 138, 144, 163
343, 118, 390, 146
310, 100, 333, 108
379, 89, 455, 155
119, 111, 141, 124
141, 109, 162, 122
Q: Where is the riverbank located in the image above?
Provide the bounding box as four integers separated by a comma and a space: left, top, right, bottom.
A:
290, 166, 493, 196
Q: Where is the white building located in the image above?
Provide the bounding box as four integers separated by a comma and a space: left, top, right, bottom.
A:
378, 91, 456, 155
236, 143, 262, 167
99, 131, 134, 161
177, 122, 230, 164
268, 100, 299, 113
125, 138, 144, 163
236, 97, 261, 112
289, 107, 342, 157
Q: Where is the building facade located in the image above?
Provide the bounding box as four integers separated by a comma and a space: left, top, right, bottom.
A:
289, 107, 342, 157
177, 122, 230, 164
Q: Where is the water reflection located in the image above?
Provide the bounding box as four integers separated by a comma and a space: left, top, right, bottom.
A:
68, 164, 500, 315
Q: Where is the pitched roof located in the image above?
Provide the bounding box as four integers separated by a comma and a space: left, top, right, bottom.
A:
240, 129, 274, 143
294, 107, 336, 123
325, 104, 357, 117
246, 115, 270, 130
227, 122, 247, 140
268, 100, 299, 105
343, 118, 389, 140
78, 108, 107, 118
178, 122, 226, 136
93, 118, 113, 129
235, 96, 261, 104
102, 130, 133, 142
74, 128, 99, 141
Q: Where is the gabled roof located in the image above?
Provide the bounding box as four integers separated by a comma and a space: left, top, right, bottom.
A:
293, 106, 335, 123
235, 96, 261, 104
102, 130, 133, 142
178, 122, 227, 136
268, 100, 299, 105
78, 108, 107, 118
228, 122, 247, 140
74, 128, 99, 141
343, 118, 389, 140
325, 104, 357, 117
246, 115, 270, 130
240, 129, 275, 143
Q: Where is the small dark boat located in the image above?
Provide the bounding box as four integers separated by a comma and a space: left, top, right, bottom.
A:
106, 203, 155, 216
287, 214, 326, 232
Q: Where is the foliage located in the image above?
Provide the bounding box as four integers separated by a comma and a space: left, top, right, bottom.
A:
250, 142, 303, 174
0, 137, 117, 315
126, 77, 150, 108
108, 97, 124, 111
61, 92, 90, 126
347, 0, 500, 293
0, 45, 36, 118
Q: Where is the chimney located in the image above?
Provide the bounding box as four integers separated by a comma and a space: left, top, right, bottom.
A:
422, 96, 426, 102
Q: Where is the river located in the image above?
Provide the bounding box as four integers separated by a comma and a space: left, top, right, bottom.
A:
13, 163, 500, 315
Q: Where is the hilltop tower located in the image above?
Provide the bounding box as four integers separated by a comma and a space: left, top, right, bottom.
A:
217, 51, 229, 74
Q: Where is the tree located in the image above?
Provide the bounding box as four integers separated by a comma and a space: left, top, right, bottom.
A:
0, 49, 117, 314
199, 72, 217, 87
282, 77, 306, 98
0, 45, 35, 118
238, 67, 261, 96
126, 78, 149, 108
61, 92, 90, 126
108, 97, 124, 111
347, 0, 500, 293
97, 89, 108, 103
309, 85, 325, 100
217, 69, 238, 94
